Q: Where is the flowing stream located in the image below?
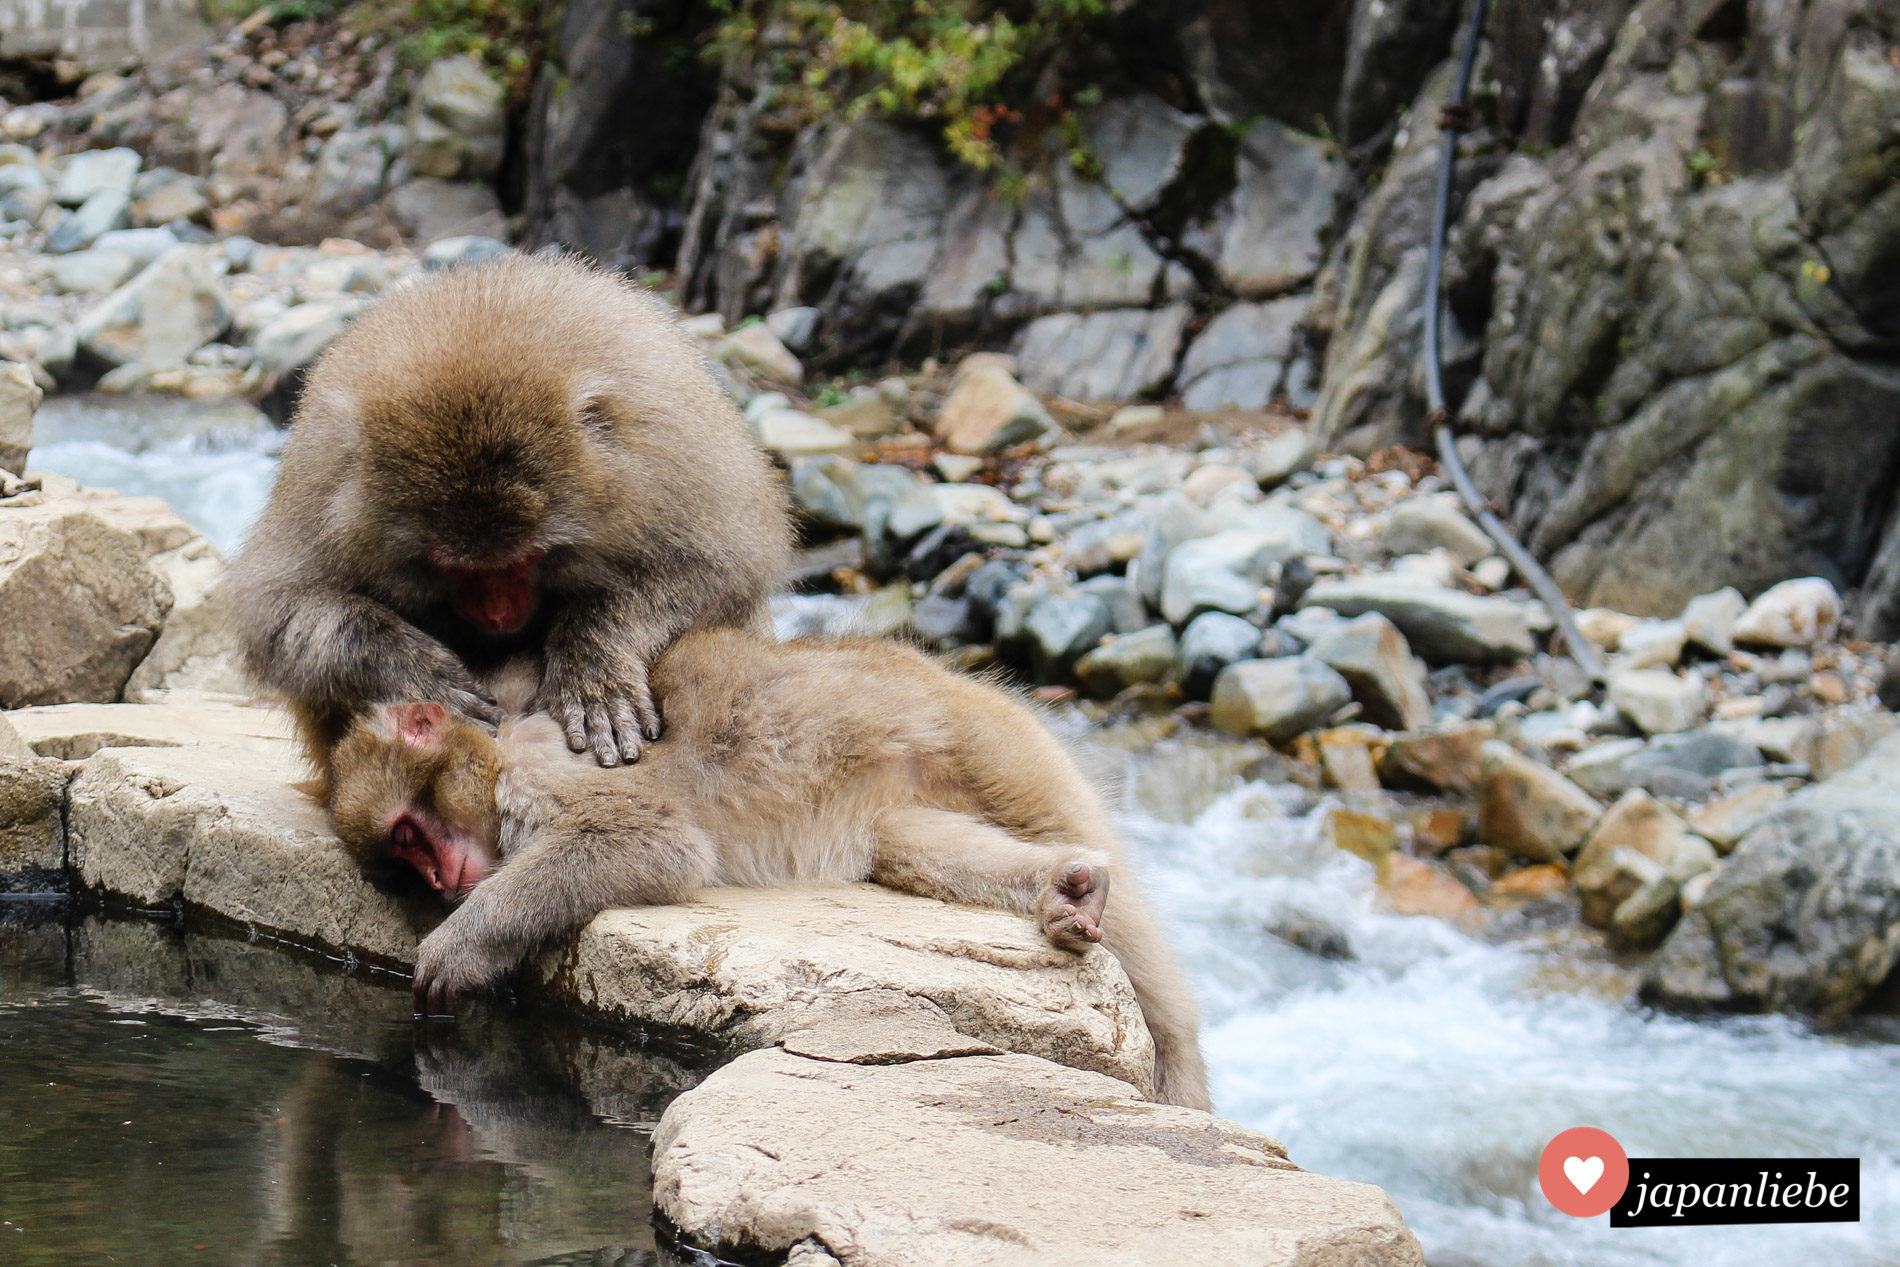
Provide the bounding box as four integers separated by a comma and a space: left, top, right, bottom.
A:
21, 397, 1900, 1266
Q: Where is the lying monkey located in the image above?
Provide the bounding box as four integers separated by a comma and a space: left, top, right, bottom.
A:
327, 628, 1211, 1111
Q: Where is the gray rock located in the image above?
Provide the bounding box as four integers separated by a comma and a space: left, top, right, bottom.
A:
1608, 670, 1706, 736
1209, 119, 1340, 297
0, 361, 41, 476
1242, 428, 1320, 487
790, 457, 918, 531
1074, 574, 1149, 635
405, 55, 506, 180
0, 164, 46, 199
1177, 297, 1309, 411
1074, 624, 1179, 697
1023, 592, 1113, 680
1681, 587, 1747, 655
886, 482, 1019, 542
755, 408, 853, 457
1610, 872, 1685, 951
74, 246, 230, 370
1381, 495, 1492, 567
1573, 790, 1717, 926
387, 177, 504, 244
46, 189, 130, 253
1159, 530, 1289, 625
1563, 737, 1649, 800
1308, 613, 1432, 732
128, 169, 208, 227
0, 751, 67, 878
313, 127, 394, 214
1299, 579, 1535, 664
1646, 733, 1900, 1020
53, 147, 141, 206
1211, 656, 1352, 742
250, 298, 362, 381
774, 120, 955, 355
51, 249, 137, 296
0, 503, 171, 707
907, 595, 977, 646
765, 305, 820, 353
654, 1046, 1424, 1267
91, 227, 180, 266
1178, 612, 1266, 700
421, 234, 512, 271
1015, 307, 1192, 402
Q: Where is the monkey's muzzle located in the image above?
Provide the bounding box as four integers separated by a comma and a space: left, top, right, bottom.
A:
433, 548, 547, 636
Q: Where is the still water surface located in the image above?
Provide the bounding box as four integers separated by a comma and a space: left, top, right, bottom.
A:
0, 910, 714, 1266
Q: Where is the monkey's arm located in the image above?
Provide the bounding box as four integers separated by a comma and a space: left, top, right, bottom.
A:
539, 588, 689, 767
411, 789, 715, 1015
239, 584, 502, 730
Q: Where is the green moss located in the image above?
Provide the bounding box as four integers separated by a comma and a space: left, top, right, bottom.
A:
707, 0, 1113, 172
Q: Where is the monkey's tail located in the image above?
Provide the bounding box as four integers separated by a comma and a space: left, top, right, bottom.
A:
1099, 897, 1212, 1112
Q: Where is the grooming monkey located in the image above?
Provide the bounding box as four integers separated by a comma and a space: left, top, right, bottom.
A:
328, 629, 1211, 1111
226, 253, 790, 777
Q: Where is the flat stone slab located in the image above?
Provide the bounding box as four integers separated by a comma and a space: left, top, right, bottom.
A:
5, 693, 1155, 1094
655, 1045, 1425, 1266
542, 885, 1154, 1093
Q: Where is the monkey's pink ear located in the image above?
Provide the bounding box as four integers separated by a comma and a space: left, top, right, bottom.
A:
389, 702, 449, 747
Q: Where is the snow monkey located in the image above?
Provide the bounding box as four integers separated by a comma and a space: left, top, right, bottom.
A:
227, 252, 791, 777
326, 630, 1212, 1111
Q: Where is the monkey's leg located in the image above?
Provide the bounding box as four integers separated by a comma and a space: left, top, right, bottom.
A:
872, 806, 1211, 1111
541, 592, 681, 767
412, 794, 714, 1015
262, 591, 502, 726
868, 807, 1113, 954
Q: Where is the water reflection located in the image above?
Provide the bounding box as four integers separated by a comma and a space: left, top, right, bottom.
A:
0, 908, 714, 1267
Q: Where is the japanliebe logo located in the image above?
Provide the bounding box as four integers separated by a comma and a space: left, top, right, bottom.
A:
1539, 1127, 1630, 1217
1538, 1128, 1861, 1227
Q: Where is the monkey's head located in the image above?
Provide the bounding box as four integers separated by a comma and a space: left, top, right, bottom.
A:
354, 368, 612, 637
330, 701, 503, 900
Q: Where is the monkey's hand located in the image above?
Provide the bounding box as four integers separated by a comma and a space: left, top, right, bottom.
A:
412, 895, 522, 1017
541, 631, 663, 767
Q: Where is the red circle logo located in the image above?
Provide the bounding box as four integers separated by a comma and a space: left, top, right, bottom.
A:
1539, 1127, 1630, 1217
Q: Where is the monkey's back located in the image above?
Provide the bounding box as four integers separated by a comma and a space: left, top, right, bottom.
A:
648, 629, 1120, 863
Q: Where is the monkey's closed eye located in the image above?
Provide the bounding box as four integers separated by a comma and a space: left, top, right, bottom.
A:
576, 398, 613, 434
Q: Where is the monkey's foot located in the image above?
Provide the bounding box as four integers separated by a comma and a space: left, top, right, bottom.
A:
1041, 861, 1110, 953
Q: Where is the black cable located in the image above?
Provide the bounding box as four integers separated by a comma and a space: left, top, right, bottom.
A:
1422, 0, 1607, 682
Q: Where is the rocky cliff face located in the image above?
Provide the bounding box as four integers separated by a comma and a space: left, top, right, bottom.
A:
1317, 0, 1900, 629
509, 0, 1900, 630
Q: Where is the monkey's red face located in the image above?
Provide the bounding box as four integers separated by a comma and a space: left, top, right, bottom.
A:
385, 806, 492, 898
428, 547, 547, 636
329, 702, 504, 902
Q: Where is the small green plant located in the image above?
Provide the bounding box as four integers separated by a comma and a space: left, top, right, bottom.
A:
812, 385, 852, 408
707, 0, 1113, 172
1686, 146, 1733, 187
264, 0, 550, 100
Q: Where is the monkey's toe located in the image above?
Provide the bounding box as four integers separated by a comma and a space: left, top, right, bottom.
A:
1041, 861, 1110, 952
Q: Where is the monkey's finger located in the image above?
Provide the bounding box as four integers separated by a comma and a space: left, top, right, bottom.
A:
586, 708, 620, 767
610, 701, 645, 764
561, 703, 588, 754
630, 684, 663, 743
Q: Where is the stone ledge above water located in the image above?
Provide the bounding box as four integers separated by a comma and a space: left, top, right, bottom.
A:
1, 689, 1425, 1264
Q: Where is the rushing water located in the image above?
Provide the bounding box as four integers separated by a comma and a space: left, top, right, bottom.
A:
24, 396, 1900, 1265
0, 907, 714, 1266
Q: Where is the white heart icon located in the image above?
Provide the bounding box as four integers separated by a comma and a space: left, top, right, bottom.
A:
1564, 1155, 1605, 1195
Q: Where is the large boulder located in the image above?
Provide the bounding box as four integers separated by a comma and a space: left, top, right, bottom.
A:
0, 500, 172, 707
655, 1045, 1424, 1267
1645, 733, 1900, 1021
405, 56, 507, 180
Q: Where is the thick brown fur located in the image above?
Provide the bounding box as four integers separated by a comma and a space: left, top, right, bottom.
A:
226, 253, 791, 784
330, 630, 1212, 1111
